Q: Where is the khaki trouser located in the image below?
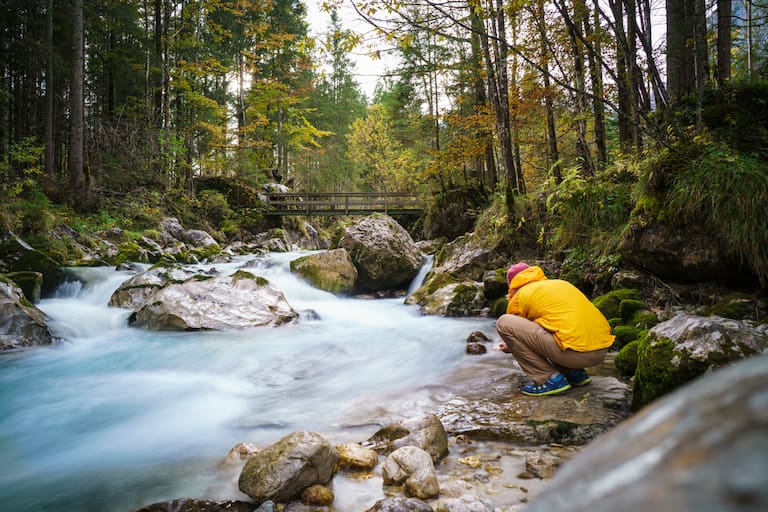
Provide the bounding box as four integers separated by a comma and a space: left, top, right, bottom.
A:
496, 314, 608, 384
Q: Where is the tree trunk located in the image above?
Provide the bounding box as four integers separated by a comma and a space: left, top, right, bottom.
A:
68, 0, 88, 209
534, 0, 561, 182
716, 0, 732, 84
567, 0, 595, 176
584, 1, 606, 167
469, 7, 496, 191
44, 0, 55, 181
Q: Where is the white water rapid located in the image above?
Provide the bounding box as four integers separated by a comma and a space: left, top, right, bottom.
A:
0, 252, 495, 511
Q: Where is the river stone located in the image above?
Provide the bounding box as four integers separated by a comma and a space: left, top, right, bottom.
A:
134, 499, 255, 512
300, 484, 334, 506
366, 413, 449, 463
238, 431, 339, 504
334, 214, 423, 292
159, 217, 218, 248
366, 497, 433, 512
632, 313, 768, 410
435, 494, 494, 512
6, 271, 43, 303
336, 443, 379, 471
382, 446, 439, 499
524, 354, 768, 512
109, 265, 203, 309
290, 249, 358, 295
407, 280, 488, 317
0, 275, 55, 350
128, 270, 297, 330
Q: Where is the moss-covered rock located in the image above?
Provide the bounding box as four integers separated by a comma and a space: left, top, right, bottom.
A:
490, 297, 509, 318
614, 339, 640, 377
290, 249, 357, 295
629, 310, 659, 329
0, 230, 63, 295
619, 299, 644, 323
704, 292, 768, 321
592, 289, 640, 320
5, 271, 43, 303
631, 313, 768, 411
612, 325, 640, 349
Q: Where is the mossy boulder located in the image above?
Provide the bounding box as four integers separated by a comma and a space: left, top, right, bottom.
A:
0, 275, 55, 350
6, 271, 43, 303
0, 230, 63, 295
618, 299, 644, 323
612, 325, 641, 349
704, 292, 768, 321
614, 339, 640, 377
482, 268, 508, 300
406, 280, 487, 317
592, 289, 640, 320
631, 313, 768, 411
290, 249, 358, 295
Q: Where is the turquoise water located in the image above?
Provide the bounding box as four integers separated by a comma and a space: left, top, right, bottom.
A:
0, 252, 493, 511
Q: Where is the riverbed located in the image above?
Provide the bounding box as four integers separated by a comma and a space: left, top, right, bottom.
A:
0, 252, 497, 511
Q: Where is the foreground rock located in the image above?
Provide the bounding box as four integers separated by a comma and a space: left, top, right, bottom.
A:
524, 354, 768, 512
135, 499, 255, 512
128, 270, 297, 330
626, 313, 768, 410
0, 229, 62, 294
238, 431, 339, 504
433, 353, 631, 444
289, 249, 358, 295
365, 413, 449, 463
0, 275, 55, 350
333, 214, 423, 292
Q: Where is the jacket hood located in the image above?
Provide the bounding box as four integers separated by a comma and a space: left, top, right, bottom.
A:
508, 265, 547, 290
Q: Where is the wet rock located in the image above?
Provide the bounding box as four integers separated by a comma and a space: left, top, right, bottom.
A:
222, 442, 261, 465
336, 443, 379, 471
0, 229, 62, 294
632, 313, 768, 410
290, 249, 358, 295
5, 271, 42, 303
407, 280, 488, 317
300, 484, 334, 506
466, 331, 490, 343
159, 217, 218, 248
238, 431, 338, 504
366, 413, 449, 463
524, 354, 768, 512
129, 270, 297, 330
109, 264, 201, 309
366, 497, 433, 512
435, 358, 630, 445
466, 342, 487, 355
0, 275, 55, 350
434, 494, 494, 512
382, 446, 439, 499
523, 451, 563, 479
482, 269, 508, 301
134, 498, 255, 512
333, 214, 423, 292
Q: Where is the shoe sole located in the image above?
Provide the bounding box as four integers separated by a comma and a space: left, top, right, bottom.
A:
521, 383, 572, 396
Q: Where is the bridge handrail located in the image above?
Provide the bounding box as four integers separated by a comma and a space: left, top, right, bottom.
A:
265, 191, 422, 215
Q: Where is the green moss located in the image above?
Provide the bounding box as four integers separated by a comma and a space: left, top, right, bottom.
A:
630, 310, 659, 329
592, 289, 640, 320
490, 297, 508, 318
425, 273, 458, 295
113, 241, 148, 266
6, 271, 42, 303
230, 270, 268, 286
614, 339, 640, 377
612, 325, 640, 348
608, 317, 623, 328
619, 299, 644, 323
705, 293, 763, 321
445, 283, 481, 317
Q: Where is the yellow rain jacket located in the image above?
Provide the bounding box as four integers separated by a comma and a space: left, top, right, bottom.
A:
506, 266, 614, 352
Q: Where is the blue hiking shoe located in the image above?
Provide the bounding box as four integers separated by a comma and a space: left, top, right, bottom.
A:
564, 369, 592, 387
521, 373, 572, 396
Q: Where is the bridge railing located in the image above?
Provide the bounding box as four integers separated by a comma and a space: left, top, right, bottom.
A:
265, 192, 423, 216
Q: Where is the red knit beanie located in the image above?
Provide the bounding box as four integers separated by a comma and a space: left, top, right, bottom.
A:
506, 262, 530, 285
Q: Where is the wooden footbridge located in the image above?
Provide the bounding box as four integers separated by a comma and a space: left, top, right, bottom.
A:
265, 192, 423, 216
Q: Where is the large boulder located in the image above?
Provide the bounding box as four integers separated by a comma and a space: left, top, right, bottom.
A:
290, 249, 357, 295
631, 313, 768, 410
159, 217, 218, 248
0, 275, 55, 350
109, 264, 205, 309
621, 221, 753, 283
523, 354, 768, 512
0, 229, 62, 295
135, 499, 255, 512
238, 431, 339, 504
128, 270, 297, 330
333, 214, 423, 292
